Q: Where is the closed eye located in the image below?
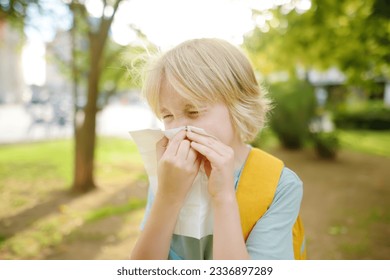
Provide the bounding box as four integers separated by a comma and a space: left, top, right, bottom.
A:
187, 111, 199, 118
162, 114, 173, 119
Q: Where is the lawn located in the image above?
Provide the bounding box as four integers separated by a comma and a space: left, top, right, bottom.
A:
338, 130, 390, 158
0, 137, 147, 259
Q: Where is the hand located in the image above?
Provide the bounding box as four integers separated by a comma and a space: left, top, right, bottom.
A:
156, 130, 201, 205
186, 130, 235, 202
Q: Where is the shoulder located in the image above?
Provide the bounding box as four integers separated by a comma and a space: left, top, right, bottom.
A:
278, 167, 303, 192
245, 166, 303, 259
273, 167, 303, 208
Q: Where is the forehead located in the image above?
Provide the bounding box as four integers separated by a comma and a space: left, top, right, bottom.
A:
159, 80, 198, 111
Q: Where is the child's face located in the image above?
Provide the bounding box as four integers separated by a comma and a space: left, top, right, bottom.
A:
159, 81, 239, 146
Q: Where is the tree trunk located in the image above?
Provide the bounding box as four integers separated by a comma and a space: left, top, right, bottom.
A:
72, 35, 102, 193
71, 0, 122, 193
72, 95, 98, 192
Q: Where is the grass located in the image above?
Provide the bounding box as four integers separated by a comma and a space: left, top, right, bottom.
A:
0, 140, 73, 184
0, 137, 144, 218
0, 137, 143, 190
0, 137, 142, 184
0, 137, 146, 259
338, 130, 390, 157
0, 140, 74, 215
95, 137, 144, 183
85, 198, 146, 223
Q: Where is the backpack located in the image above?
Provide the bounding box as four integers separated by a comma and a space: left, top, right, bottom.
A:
236, 148, 307, 260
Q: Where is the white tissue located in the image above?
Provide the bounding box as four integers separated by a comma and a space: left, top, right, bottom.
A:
129, 126, 213, 239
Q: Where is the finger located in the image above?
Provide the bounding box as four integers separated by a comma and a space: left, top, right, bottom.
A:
165, 130, 187, 156
176, 139, 191, 159
190, 141, 221, 164
190, 150, 202, 173
187, 126, 219, 141
187, 146, 198, 163
156, 136, 169, 161
193, 156, 201, 172
187, 131, 226, 156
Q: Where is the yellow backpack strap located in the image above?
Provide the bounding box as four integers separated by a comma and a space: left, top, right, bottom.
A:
236, 147, 307, 260
236, 148, 284, 241
293, 216, 307, 260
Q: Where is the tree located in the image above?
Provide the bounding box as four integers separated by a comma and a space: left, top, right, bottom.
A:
244, 0, 390, 88
30, 0, 152, 193
67, 0, 126, 193
68, 0, 155, 193
0, 0, 39, 24
2, 0, 152, 193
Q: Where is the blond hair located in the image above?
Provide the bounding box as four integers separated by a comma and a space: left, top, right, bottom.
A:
142, 38, 271, 142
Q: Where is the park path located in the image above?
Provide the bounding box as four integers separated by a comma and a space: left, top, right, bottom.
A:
272, 148, 390, 259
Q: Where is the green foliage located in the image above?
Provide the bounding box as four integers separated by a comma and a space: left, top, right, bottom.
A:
244, 0, 390, 89
250, 127, 279, 151
311, 131, 340, 159
268, 79, 317, 149
334, 102, 390, 130
55, 0, 154, 110
99, 42, 156, 106
0, 0, 40, 27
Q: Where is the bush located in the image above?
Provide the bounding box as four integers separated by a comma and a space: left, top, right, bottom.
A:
311, 131, 340, 159
269, 79, 317, 149
334, 102, 390, 130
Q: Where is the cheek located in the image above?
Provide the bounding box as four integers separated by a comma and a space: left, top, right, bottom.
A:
215, 123, 236, 145
187, 103, 237, 144
199, 116, 236, 145
163, 122, 173, 130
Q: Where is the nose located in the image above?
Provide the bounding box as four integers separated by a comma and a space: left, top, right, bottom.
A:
170, 119, 187, 129
167, 116, 191, 130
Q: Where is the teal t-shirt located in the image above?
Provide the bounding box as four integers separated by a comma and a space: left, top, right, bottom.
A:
141, 166, 303, 260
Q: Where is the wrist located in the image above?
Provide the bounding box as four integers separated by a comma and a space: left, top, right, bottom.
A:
155, 190, 185, 210
211, 190, 236, 207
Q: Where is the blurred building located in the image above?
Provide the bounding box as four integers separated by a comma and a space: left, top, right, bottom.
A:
46, 30, 72, 100
0, 20, 28, 104
308, 68, 390, 106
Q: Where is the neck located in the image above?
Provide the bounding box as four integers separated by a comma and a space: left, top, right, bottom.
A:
232, 140, 251, 171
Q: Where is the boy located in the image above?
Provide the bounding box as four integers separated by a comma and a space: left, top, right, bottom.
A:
130, 38, 304, 260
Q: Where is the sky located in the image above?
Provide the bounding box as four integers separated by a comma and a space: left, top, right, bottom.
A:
111, 0, 255, 48
22, 0, 255, 85
21, 0, 311, 85
24, 0, 263, 47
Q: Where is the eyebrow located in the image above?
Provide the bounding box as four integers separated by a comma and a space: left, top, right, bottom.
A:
184, 104, 198, 109
159, 104, 198, 114
159, 107, 169, 114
